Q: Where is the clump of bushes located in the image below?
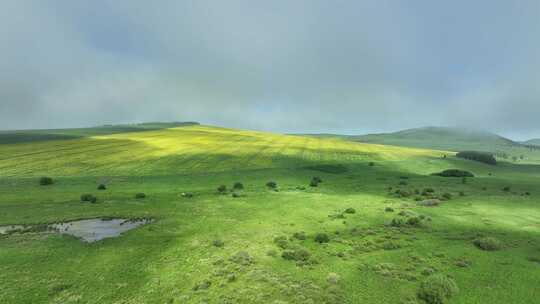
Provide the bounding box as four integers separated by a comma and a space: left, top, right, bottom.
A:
233, 182, 244, 190
266, 181, 277, 189
432, 169, 474, 178
229, 251, 253, 265
314, 233, 330, 243
310, 176, 322, 187
441, 193, 452, 200
390, 218, 405, 227
80, 194, 97, 203
135, 193, 146, 199
217, 185, 227, 194
399, 181, 408, 186
293, 231, 306, 240
368, 162, 375, 167
417, 199, 441, 207
406, 217, 422, 227
274, 236, 289, 249
395, 189, 412, 198
212, 239, 224, 247
281, 247, 310, 261
97, 184, 106, 190
344, 207, 356, 214
456, 151, 497, 165
417, 274, 459, 304
39, 176, 54, 186
473, 237, 502, 251
385, 207, 394, 212
502, 186, 511, 192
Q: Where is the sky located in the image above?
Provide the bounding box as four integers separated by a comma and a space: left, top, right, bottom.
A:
1, 1, 539, 140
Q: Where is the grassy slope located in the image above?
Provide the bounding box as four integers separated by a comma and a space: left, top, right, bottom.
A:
0, 125, 539, 304
0, 122, 199, 144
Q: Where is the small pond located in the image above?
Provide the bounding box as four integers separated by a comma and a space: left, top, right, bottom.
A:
0, 218, 152, 242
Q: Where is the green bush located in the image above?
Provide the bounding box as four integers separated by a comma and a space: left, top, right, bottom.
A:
293, 231, 306, 240
233, 182, 244, 190
274, 236, 289, 249
368, 162, 375, 166
456, 151, 497, 165
385, 207, 394, 212
432, 169, 474, 178
344, 207, 356, 214
390, 218, 405, 227
473, 237, 502, 251
217, 185, 227, 194
39, 177, 54, 186
406, 217, 422, 227
97, 184, 106, 190
502, 186, 511, 192
212, 239, 224, 247
266, 181, 277, 189
417, 274, 458, 304
314, 233, 330, 243
135, 193, 146, 199
80, 194, 97, 203
441, 193, 452, 200
281, 247, 310, 261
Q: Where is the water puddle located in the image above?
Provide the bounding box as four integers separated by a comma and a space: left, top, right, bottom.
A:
0, 218, 152, 242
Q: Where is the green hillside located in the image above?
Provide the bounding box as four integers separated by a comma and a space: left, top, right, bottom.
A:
0, 121, 199, 145
1, 125, 539, 304
354, 127, 516, 151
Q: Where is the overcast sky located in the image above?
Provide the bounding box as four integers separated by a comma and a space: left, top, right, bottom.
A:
1, 1, 539, 140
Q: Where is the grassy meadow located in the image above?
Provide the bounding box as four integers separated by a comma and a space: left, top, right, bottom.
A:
1, 125, 539, 304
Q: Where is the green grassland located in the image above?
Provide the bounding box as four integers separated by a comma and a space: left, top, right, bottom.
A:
1, 125, 539, 304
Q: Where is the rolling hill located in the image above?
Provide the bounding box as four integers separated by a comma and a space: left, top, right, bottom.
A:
523, 138, 540, 146
353, 127, 518, 152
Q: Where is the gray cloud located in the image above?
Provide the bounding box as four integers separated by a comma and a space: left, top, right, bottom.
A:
1, 0, 539, 140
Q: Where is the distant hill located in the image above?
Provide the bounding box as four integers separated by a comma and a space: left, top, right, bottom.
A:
350, 127, 518, 153
523, 139, 540, 146
0, 122, 199, 144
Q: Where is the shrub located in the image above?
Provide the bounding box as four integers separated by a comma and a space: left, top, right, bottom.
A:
217, 185, 227, 194
390, 218, 405, 227
274, 236, 289, 249
368, 162, 375, 167
385, 207, 394, 212
309, 179, 319, 187
399, 181, 408, 186
97, 184, 106, 190
314, 233, 330, 243
461, 177, 467, 184
212, 239, 224, 247
39, 177, 54, 186
417, 274, 458, 304
502, 186, 511, 192
293, 232, 306, 240
441, 193, 452, 200
233, 182, 244, 190
395, 189, 412, 198
80, 194, 97, 203
459, 191, 465, 196
417, 199, 441, 207
456, 151, 497, 165
406, 217, 422, 227
344, 208, 356, 214
135, 193, 146, 199
281, 247, 310, 261
229, 251, 253, 265
432, 169, 474, 178
231, 192, 241, 198
473, 237, 502, 251
181, 192, 193, 198
266, 181, 277, 189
